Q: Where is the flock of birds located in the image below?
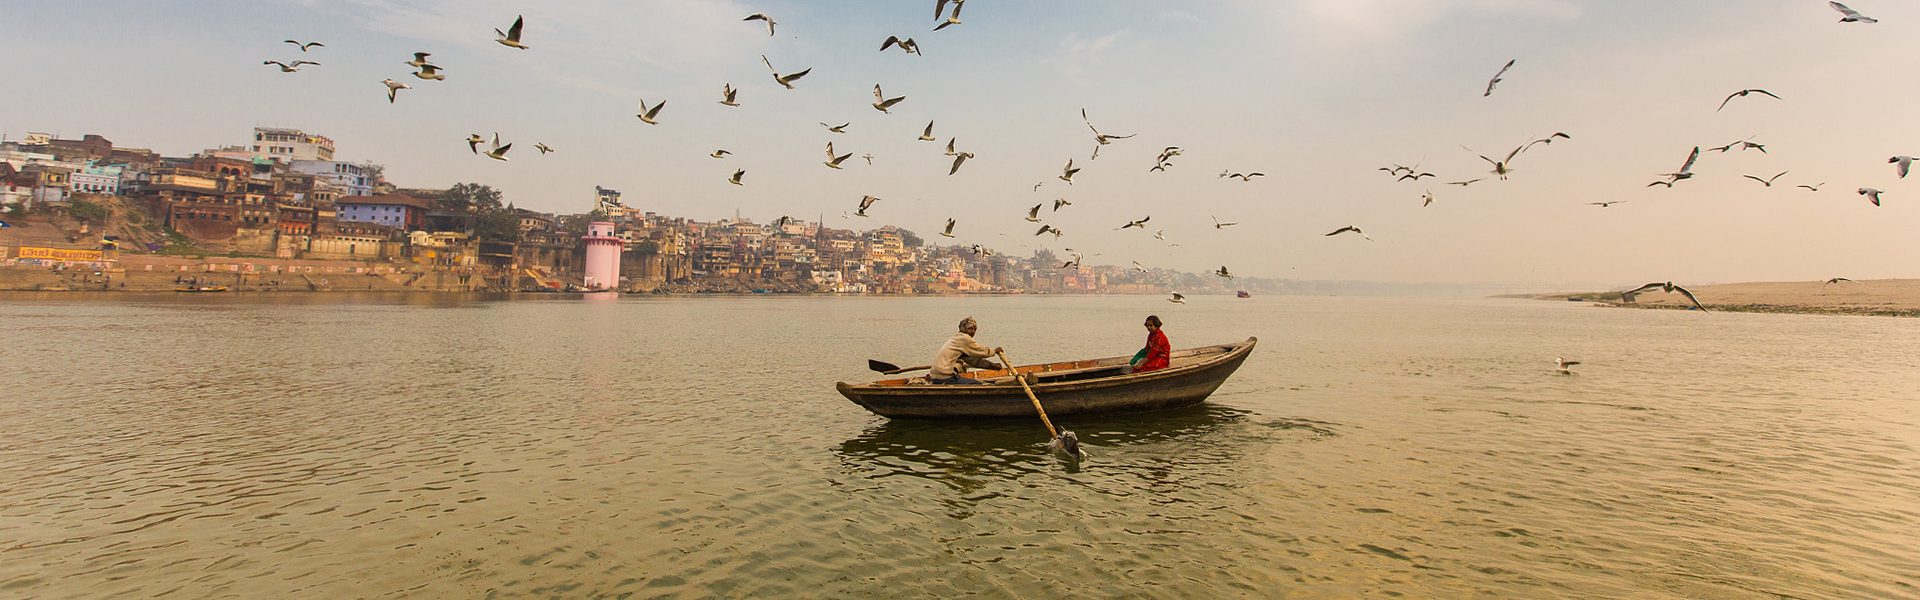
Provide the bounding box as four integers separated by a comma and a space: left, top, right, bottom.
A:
257, 1, 1905, 351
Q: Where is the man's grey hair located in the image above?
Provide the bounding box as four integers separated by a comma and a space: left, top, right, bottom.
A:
958, 317, 977, 331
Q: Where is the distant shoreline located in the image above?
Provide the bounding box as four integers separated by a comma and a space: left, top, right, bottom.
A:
1514, 279, 1920, 318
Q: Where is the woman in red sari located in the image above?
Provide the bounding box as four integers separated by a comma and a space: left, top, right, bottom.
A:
1133, 315, 1171, 373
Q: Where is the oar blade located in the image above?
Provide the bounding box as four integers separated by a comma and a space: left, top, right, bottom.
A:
868, 359, 902, 373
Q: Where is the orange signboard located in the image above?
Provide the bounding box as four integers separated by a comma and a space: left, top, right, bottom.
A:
17, 247, 105, 262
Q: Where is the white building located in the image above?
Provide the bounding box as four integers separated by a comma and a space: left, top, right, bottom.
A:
251, 127, 335, 163
69, 161, 123, 194
290, 160, 372, 197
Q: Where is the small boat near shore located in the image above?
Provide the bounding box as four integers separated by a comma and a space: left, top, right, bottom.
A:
838, 337, 1257, 419
174, 285, 230, 292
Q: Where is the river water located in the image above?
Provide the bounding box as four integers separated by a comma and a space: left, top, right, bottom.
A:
0, 293, 1915, 598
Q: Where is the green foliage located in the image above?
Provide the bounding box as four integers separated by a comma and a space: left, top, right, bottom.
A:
439, 182, 503, 213
67, 199, 110, 223
896, 228, 923, 248
473, 208, 521, 242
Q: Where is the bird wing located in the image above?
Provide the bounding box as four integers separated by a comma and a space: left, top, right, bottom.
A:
761, 54, 776, 73
948, 153, 968, 175
1678, 146, 1700, 173
1742, 175, 1766, 184
1672, 285, 1708, 312
1028, 205, 1041, 219
1716, 91, 1740, 112
1622, 282, 1666, 296
921, 121, 934, 136
1754, 89, 1781, 101
881, 36, 900, 51
944, 219, 955, 233
508, 15, 524, 39
782, 68, 811, 83
1830, 1, 1860, 17
1771, 170, 1788, 182
825, 142, 836, 158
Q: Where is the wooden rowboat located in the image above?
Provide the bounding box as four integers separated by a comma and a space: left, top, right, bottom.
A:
838, 337, 1257, 419
173, 285, 230, 292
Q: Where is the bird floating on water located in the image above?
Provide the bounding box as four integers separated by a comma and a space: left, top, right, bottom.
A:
494, 15, 528, 49
1717, 89, 1781, 111
743, 13, 777, 36
284, 40, 324, 52
635, 98, 665, 125
1830, 1, 1877, 23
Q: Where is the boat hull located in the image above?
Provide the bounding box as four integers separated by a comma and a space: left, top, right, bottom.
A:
837, 337, 1256, 419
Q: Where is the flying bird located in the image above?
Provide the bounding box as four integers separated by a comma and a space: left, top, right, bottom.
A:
412, 63, 446, 80
1520, 132, 1572, 154
862, 153, 874, 166
1797, 183, 1824, 192
1484, 59, 1515, 97
534, 143, 554, 155
823, 142, 852, 169
494, 15, 528, 49
1588, 201, 1626, 208
1652, 146, 1702, 186
1034, 224, 1059, 238
1211, 213, 1237, 229
728, 169, 746, 186
1830, 1, 1877, 23
1225, 172, 1266, 181
948, 151, 974, 175
1890, 155, 1914, 178
856, 195, 879, 216
465, 134, 484, 154
1620, 281, 1708, 312
1717, 89, 1781, 111
1447, 178, 1483, 187
1743, 171, 1788, 187
1118, 216, 1151, 230
1025, 204, 1043, 222
871, 84, 906, 113
934, 0, 965, 30
943, 138, 958, 156
1059, 159, 1081, 184
1555, 357, 1580, 375
381, 79, 409, 103
743, 12, 777, 36
1325, 226, 1371, 240
1398, 171, 1436, 182
1859, 188, 1885, 206
1082, 108, 1135, 146
710, 150, 731, 158
284, 40, 324, 52
263, 60, 318, 72
762, 55, 811, 89
635, 98, 666, 125
940, 218, 956, 238
1169, 292, 1186, 304
1215, 266, 1233, 279
1421, 190, 1436, 207
881, 35, 921, 55
484, 133, 511, 161
918, 121, 936, 141
1052, 198, 1072, 211
820, 122, 849, 134
719, 83, 739, 107
405, 52, 433, 68
1824, 277, 1858, 285
1479, 145, 1524, 180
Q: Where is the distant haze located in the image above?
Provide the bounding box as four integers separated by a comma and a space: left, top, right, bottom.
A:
9, 0, 1917, 284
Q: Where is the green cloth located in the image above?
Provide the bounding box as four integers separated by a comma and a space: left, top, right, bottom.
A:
1130, 348, 1148, 366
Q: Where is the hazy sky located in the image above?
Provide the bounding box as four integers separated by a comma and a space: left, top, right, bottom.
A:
9, 1, 1919, 285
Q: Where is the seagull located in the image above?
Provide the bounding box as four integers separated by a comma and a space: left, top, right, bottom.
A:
1033, 182, 1046, 192
1797, 183, 1824, 192
940, 218, 957, 238
1830, 1, 1877, 23
1025, 204, 1044, 222
1479, 145, 1525, 180
484, 133, 511, 161
534, 143, 554, 154
1061, 251, 1082, 269
1447, 178, 1484, 187
1717, 89, 1782, 111
1890, 155, 1915, 178
762, 55, 811, 89
1211, 213, 1238, 229
1082, 108, 1136, 146
934, 0, 965, 31
1059, 159, 1081, 184
881, 35, 921, 55
381, 79, 409, 103
943, 138, 958, 156
1397, 171, 1436, 182
917, 121, 936, 141
1034, 224, 1059, 237
1325, 226, 1371, 241
1118, 216, 1151, 230
871, 84, 906, 113
405, 52, 433, 68
1652, 146, 1702, 186
494, 15, 528, 49
1824, 277, 1858, 285
1053, 198, 1071, 211
710, 150, 731, 158
719, 83, 739, 107
1484, 59, 1515, 97
824, 142, 852, 169
412, 63, 446, 80
1555, 357, 1580, 375
862, 153, 874, 166
1519, 132, 1572, 154
1743, 171, 1788, 187
856, 195, 879, 217
1153, 229, 1170, 242
1859, 188, 1885, 206
1620, 281, 1708, 312
284, 40, 324, 52
465, 134, 485, 154
1169, 292, 1186, 304
743, 12, 777, 36
1225, 172, 1266, 181
1421, 190, 1436, 207
1379, 164, 1414, 176
635, 98, 666, 125
821, 122, 849, 134
1215, 266, 1233, 279
728, 169, 746, 186
263, 60, 318, 72
948, 151, 974, 175
1588, 201, 1626, 208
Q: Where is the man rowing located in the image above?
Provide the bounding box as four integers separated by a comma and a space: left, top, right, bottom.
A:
930, 316, 1003, 384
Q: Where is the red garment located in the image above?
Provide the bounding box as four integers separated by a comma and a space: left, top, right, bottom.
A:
1137, 329, 1171, 372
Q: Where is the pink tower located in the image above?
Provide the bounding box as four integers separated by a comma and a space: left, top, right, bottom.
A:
582, 221, 623, 291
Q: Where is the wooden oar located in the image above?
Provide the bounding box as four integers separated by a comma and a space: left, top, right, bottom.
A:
867, 359, 931, 375
996, 350, 1081, 459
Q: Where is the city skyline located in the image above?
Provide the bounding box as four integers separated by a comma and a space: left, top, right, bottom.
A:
9, 0, 1919, 284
